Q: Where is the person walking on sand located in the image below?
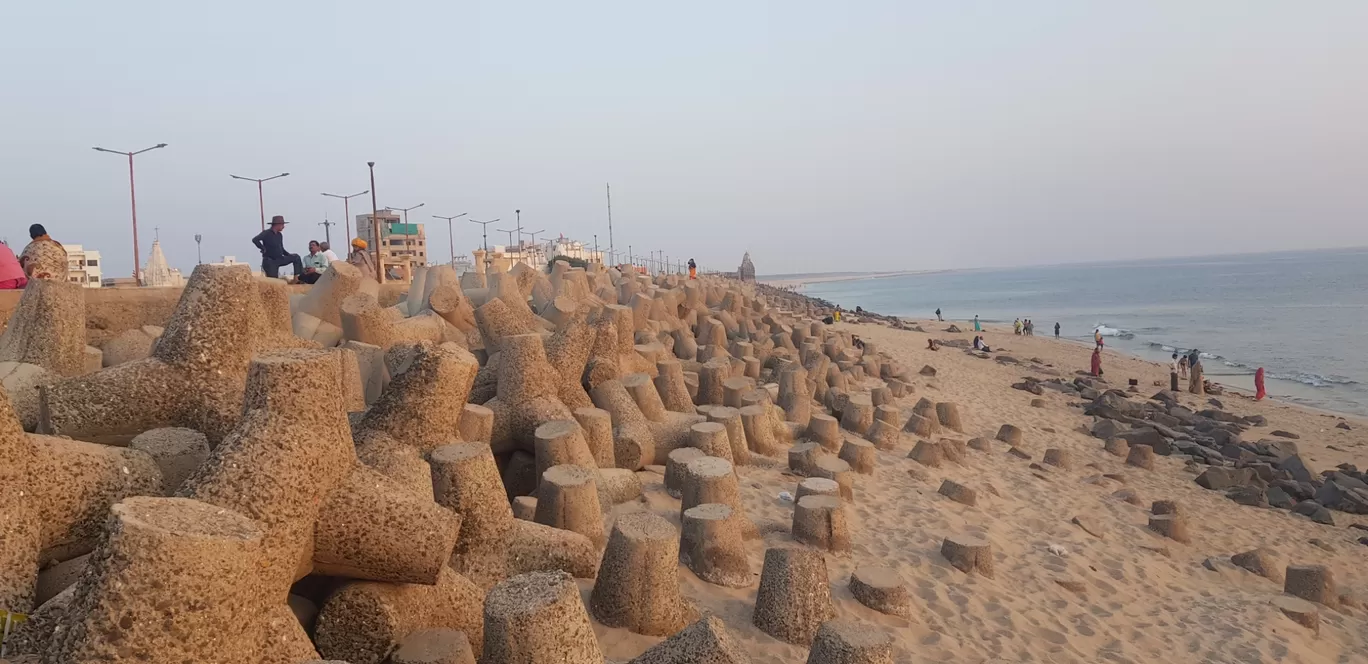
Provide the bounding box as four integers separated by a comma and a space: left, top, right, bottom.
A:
1054, 322, 1060, 338
1255, 367, 1266, 400
1091, 347, 1103, 377
252, 215, 304, 282
973, 315, 981, 332
936, 308, 943, 321
1170, 353, 1181, 392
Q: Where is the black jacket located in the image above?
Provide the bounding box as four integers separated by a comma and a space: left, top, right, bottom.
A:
252, 229, 287, 259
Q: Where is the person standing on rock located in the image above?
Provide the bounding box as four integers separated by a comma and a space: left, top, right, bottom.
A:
1170, 353, 1181, 392
252, 215, 304, 282
1054, 322, 1060, 338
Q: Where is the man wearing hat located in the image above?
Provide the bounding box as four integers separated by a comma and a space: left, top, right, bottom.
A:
251, 215, 304, 281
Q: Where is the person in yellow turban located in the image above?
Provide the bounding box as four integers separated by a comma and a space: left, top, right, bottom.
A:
347, 238, 375, 278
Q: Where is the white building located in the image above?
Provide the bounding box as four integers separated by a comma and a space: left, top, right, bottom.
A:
65, 245, 103, 288
547, 236, 603, 264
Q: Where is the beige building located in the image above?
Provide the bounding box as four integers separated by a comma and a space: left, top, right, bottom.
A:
356, 209, 427, 282
65, 244, 103, 288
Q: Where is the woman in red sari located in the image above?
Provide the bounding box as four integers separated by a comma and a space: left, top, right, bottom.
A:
1255, 367, 1266, 400
1090, 348, 1103, 376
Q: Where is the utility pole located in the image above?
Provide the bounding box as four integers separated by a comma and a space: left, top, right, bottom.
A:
367, 162, 383, 283
93, 142, 167, 286
322, 189, 369, 242
469, 218, 500, 271
605, 183, 614, 265
433, 213, 468, 266
514, 209, 523, 248
230, 172, 290, 231
593, 234, 599, 263
628, 244, 633, 270
318, 217, 335, 246
194, 234, 202, 265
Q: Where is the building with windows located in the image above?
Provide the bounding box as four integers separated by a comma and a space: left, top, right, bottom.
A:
65, 245, 103, 288
356, 209, 427, 282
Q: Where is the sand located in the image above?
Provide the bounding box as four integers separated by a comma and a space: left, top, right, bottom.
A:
589, 320, 1368, 663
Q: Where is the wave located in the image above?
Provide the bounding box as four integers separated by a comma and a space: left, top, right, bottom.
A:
1216, 359, 1360, 387
1092, 324, 1134, 339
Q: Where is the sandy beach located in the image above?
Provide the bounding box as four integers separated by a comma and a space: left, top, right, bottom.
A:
590, 317, 1368, 663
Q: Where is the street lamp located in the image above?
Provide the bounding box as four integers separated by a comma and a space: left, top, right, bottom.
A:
433, 213, 468, 266
525, 229, 546, 267
194, 234, 203, 265
321, 189, 369, 242
469, 218, 500, 271
93, 142, 167, 286
230, 172, 290, 231
515, 209, 522, 247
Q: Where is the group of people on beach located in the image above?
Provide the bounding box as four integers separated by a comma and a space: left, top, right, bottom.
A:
251, 215, 381, 283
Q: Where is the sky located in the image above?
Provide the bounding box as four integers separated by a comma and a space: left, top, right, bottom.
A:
4, 1, 1367, 278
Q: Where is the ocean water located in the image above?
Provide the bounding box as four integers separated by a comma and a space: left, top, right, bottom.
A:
800, 248, 1368, 417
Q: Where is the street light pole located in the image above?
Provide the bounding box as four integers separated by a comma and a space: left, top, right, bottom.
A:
93, 142, 167, 286
525, 229, 546, 268
322, 190, 369, 242
515, 209, 522, 248
195, 234, 203, 265
367, 162, 383, 283
469, 218, 500, 272
433, 213, 468, 266
230, 172, 290, 231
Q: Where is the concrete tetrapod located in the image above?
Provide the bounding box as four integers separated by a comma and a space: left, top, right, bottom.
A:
46, 497, 268, 664
0, 278, 86, 377
591, 511, 697, 635
680, 503, 752, 588
839, 438, 876, 474
481, 571, 603, 664
752, 547, 835, 645
812, 456, 856, 501
792, 495, 851, 554
39, 265, 265, 444
485, 333, 577, 456
654, 358, 697, 414
706, 405, 751, 466
532, 419, 599, 481
430, 442, 598, 589
356, 342, 480, 453
534, 464, 606, 548
740, 404, 781, 456
572, 406, 617, 468
941, 535, 994, 578
840, 394, 875, 435
849, 565, 911, 618
129, 426, 210, 495
807, 412, 842, 452
176, 348, 356, 596
805, 621, 895, 664
797, 477, 842, 502
590, 378, 657, 471
627, 614, 751, 664
680, 457, 756, 538
689, 421, 735, 464
314, 567, 485, 664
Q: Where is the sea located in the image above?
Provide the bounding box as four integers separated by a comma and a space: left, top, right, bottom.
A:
793, 248, 1368, 417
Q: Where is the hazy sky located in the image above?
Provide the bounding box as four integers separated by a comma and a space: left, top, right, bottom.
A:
5, 1, 1367, 277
